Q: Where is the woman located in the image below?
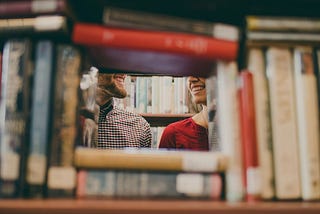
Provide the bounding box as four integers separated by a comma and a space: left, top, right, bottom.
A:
158, 76, 213, 151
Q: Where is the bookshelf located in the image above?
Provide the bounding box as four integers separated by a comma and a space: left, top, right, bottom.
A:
141, 113, 194, 127
1, 200, 320, 214
1, 0, 320, 213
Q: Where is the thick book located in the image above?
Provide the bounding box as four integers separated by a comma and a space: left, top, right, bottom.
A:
246, 16, 320, 32
0, 39, 33, 198
86, 46, 214, 77
215, 61, 244, 202
72, 23, 238, 61
76, 169, 224, 200
247, 48, 275, 200
74, 147, 228, 173
238, 71, 261, 202
0, 15, 71, 39
293, 47, 320, 200
103, 6, 239, 41
25, 40, 54, 198
0, 0, 75, 19
266, 47, 301, 200
46, 44, 82, 198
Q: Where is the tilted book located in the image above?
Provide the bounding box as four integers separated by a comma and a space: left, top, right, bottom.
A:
77, 169, 223, 200
103, 6, 239, 41
72, 23, 238, 61
74, 147, 228, 173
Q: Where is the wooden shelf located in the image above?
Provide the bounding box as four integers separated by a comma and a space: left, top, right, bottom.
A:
141, 113, 194, 127
1, 199, 320, 214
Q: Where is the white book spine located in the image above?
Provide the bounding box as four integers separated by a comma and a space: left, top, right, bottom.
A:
151, 76, 160, 114
216, 61, 244, 202
248, 48, 275, 199
266, 47, 301, 199
293, 47, 320, 200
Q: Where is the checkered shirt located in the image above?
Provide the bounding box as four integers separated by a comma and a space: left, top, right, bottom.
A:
97, 99, 152, 149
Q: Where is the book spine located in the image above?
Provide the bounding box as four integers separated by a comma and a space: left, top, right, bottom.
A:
0, 39, 33, 198
103, 7, 239, 41
206, 72, 219, 151
72, 23, 238, 61
46, 44, 81, 198
238, 71, 261, 202
266, 47, 301, 200
151, 76, 160, 114
74, 148, 228, 173
0, 51, 2, 99
246, 16, 320, 32
0, 0, 68, 18
247, 48, 275, 200
216, 61, 244, 202
25, 40, 54, 198
293, 47, 320, 200
76, 170, 223, 199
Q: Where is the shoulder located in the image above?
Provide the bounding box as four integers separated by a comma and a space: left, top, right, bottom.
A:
113, 106, 150, 125
163, 117, 193, 133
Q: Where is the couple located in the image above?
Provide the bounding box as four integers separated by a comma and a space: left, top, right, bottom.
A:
83, 71, 216, 151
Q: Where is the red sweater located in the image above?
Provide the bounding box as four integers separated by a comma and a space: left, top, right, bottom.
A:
159, 117, 209, 151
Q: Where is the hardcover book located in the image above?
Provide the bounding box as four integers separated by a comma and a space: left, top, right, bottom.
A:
0, 39, 33, 198
46, 44, 82, 198
0, 15, 71, 39
0, 0, 75, 19
72, 23, 239, 61
77, 169, 224, 200
266, 47, 301, 200
247, 48, 275, 200
293, 46, 320, 200
74, 147, 228, 173
25, 40, 54, 198
246, 16, 320, 32
86, 46, 215, 77
103, 6, 239, 41
238, 70, 261, 202
215, 61, 244, 202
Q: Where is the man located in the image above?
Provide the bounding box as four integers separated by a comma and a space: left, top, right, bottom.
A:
95, 71, 152, 149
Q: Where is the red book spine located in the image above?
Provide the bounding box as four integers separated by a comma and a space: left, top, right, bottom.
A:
238, 70, 261, 202
72, 23, 238, 61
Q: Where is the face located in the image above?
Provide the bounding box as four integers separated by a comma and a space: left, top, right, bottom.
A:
187, 76, 207, 105
95, 73, 127, 106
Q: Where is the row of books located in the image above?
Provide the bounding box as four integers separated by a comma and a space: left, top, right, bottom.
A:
207, 15, 320, 202
113, 75, 195, 114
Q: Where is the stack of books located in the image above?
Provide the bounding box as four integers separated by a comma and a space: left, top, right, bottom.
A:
74, 147, 228, 200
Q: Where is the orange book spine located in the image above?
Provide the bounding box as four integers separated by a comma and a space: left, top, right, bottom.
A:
72, 23, 238, 61
238, 70, 261, 202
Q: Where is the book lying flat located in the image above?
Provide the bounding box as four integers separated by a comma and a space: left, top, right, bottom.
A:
0, 0, 75, 19
103, 6, 239, 41
72, 23, 238, 61
77, 169, 224, 200
74, 147, 228, 173
86, 46, 215, 77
